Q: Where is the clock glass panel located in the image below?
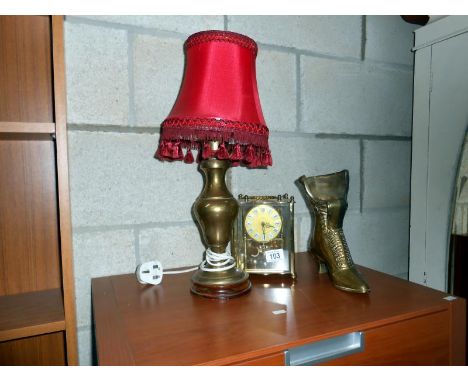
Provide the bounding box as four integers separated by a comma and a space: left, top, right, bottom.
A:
244, 205, 283, 243
232, 195, 296, 278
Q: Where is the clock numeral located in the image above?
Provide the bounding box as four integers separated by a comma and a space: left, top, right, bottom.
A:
245, 205, 282, 243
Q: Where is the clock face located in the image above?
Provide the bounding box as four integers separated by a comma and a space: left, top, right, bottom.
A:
244, 204, 283, 243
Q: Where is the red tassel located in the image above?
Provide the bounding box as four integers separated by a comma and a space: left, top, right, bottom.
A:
230, 144, 242, 160
155, 144, 163, 159
245, 144, 255, 163
171, 144, 177, 159
231, 161, 240, 167
163, 142, 172, 157
170, 142, 178, 159
247, 158, 259, 168
202, 142, 214, 159
263, 150, 272, 166
184, 148, 194, 164
216, 142, 229, 160
177, 144, 184, 160
158, 142, 165, 156
156, 141, 168, 159
249, 149, 266, 168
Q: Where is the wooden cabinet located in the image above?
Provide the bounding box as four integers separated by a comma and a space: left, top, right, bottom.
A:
92, 252, 465, 366
0, 16, 77, 365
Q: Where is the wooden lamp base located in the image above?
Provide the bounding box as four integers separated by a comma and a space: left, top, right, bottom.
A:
191, 267, 251, 299
190, 271, 252, 299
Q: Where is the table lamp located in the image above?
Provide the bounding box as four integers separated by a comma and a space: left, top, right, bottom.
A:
155, 30, 271, 299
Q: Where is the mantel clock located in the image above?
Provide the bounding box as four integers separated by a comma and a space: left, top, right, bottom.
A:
232, 194, 296, 278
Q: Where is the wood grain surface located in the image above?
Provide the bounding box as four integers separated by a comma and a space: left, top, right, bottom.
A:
51, 15, 79, 366
0, 122, 55, 134
0, 288, 65, 342
0, 332, 66, 366
0, 16, 53, 123
92, 252, 465, 365
321, 310, 450, 365
0, 138, 61, 295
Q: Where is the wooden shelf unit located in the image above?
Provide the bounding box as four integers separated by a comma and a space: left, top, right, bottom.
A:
0, 289, 65, 342
0, 16, 77, 365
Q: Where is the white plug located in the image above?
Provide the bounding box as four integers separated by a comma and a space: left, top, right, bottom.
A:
135, 260, 199, 285
136, 260, 163, 285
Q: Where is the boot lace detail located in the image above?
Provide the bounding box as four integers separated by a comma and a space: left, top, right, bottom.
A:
325, 228, 354, 270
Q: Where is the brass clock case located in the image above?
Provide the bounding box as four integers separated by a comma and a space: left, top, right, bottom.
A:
232, 194, 296, 278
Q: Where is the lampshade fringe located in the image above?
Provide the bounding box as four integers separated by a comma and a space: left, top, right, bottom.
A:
155, 139, 272, 168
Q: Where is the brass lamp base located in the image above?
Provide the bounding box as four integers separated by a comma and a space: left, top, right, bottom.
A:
192, 155, 251, 299
191, 268, 251, 299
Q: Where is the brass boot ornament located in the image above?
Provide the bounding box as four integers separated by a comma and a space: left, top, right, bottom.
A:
298, 170, 370, 293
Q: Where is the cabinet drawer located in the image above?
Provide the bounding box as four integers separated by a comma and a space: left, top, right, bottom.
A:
321, 310, 450, 365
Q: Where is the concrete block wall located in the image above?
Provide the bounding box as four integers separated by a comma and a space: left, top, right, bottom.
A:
63, 15, 416, 365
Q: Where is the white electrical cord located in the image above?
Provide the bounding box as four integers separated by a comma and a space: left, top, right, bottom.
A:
165, 248, 235, 274
136, 248, 236, 285
163, 266, 199, 275
199, 248, 236, 272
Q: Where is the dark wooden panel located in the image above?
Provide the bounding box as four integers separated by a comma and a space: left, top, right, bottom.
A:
0, 138, 61, 295
449, 297, 466, 365
0, 331, 66, 365
93, 253, 463, 365
0, 16, 54, 123
449, 235, 468, 364
321, 311, 450, 365
0, 288, 65, 341
451, 235, 468, 298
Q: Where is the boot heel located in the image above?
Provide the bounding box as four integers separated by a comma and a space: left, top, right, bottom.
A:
315, 256, 328, 274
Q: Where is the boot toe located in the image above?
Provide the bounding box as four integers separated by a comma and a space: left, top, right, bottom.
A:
332, 267, 370, 294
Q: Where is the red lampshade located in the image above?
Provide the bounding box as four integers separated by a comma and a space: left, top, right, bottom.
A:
155, 30, 271, 168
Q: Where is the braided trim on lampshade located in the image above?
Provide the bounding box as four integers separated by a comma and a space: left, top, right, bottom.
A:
161, 117, 269, 147
184, 30, 258, 55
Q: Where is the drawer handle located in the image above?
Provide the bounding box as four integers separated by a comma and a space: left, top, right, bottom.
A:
284, 332, 364, 366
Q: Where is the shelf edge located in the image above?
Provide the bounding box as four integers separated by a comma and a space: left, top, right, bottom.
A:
0, 122, 55, 134
0, 320, 66, 342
